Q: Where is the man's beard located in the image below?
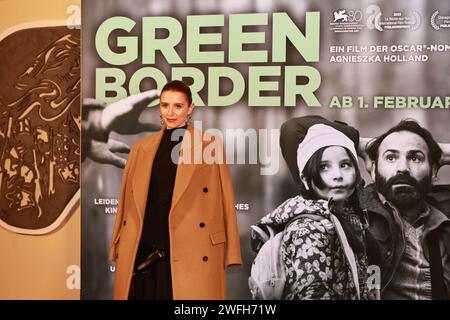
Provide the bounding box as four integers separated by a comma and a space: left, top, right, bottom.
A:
375, 169, 432, 210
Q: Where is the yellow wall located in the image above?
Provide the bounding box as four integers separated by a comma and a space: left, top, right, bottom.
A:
0, 209, 80, 299
0, 0, 80, 32
0, 0, 81, 300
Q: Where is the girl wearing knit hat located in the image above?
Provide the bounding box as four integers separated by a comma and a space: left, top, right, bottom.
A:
250, 117, 378, 300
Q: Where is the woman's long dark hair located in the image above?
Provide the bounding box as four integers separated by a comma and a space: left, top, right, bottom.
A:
299, 146, 366, 254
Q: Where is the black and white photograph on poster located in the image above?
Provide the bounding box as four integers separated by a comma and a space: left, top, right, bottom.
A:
81, 0, 450, 300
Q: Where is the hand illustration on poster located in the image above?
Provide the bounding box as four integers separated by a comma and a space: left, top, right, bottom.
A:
82, 90, 160, 168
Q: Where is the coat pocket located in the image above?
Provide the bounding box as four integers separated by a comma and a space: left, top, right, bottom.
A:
210, 231, 226, 245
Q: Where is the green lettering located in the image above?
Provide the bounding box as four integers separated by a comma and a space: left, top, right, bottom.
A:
272, 12, 320, 62
95, 68, 128, 103
186, 15, 224, 64
142, 16, 183, 64
248, 66, 280, 106
95, 16, 137, 65
229, 13, 268, 63
129, 67, 167, 106
208, 67, 244, 106
284, 66, 321, 107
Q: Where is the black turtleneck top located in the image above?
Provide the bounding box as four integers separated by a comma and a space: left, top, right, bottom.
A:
137, 125, 186, 255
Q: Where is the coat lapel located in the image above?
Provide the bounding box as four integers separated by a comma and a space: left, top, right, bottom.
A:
131, 125, 199, 223
132, 130, 164, 221
170, 125, 199, 220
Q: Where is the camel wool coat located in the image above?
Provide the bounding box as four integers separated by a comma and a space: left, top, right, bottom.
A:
109, 124, 242, 300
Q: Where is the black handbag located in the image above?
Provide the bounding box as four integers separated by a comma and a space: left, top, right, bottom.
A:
135, 249, 165, 274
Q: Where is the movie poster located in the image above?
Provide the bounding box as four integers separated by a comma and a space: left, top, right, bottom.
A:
81, 0, 450, 300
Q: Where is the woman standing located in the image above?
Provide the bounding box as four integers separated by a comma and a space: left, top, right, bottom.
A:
251, 118, 378, 299
109, 80, 242, 300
